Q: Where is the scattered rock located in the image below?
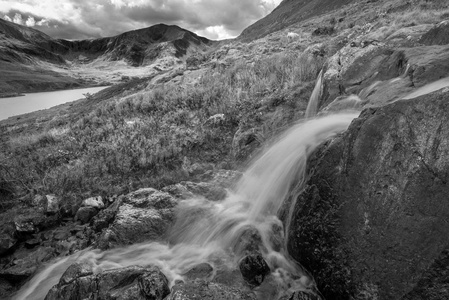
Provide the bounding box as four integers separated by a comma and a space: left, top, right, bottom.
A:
96, 188, 177, 249
239, 254, 270, 286
81, 196, 104, 209
75, 207, 98, 224
46, 265, 170, 300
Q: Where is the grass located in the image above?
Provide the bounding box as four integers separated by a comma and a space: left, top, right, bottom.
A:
0, 51, 323, 209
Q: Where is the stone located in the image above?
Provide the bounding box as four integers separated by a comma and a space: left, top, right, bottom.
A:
45, 194, 60, 215
75, 207, 98, 224
287, 90, 449, 299
96, 188, 177, 249
239, 254, 270, 286
45, 265, 169, 300
183, 263, 214, 281
138, 267, 171, 299
81, 196, 104, 209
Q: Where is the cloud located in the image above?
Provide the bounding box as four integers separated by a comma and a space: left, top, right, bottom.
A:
0, 0, 281, 40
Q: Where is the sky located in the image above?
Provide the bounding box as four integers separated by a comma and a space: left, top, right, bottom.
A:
0, 0, 282, 40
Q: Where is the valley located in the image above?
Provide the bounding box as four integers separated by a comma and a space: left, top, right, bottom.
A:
1, 0, 449, 299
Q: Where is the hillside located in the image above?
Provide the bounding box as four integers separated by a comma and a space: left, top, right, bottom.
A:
0, 20, 213, 96
2, 0, 449, 299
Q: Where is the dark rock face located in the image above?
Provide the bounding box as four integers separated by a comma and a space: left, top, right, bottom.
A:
96, 188, 177, 249
239, 254, 270, 286
45, 264, 170, 300
287, 90, 449, 299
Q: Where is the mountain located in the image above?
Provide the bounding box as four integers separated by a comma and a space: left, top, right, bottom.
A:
0, 19, 213, 96
239, 0, 356, 41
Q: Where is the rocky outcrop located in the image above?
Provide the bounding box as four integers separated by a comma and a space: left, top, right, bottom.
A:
96, 188, 177, 249
287, 89, 449, 299
239, 254, 270, 286
419, 21, 449, 46
45, 263, 170, 300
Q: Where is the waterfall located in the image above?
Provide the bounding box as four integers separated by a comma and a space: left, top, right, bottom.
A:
14, 112, 359, 300
305, 69, 323, 118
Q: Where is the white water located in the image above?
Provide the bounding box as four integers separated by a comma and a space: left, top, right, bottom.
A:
0, 86, 108, 121
402, 76, 449, 99
305, 69, 323, 118
14, 111, 359, 299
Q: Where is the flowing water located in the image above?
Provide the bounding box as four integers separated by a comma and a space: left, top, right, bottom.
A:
305, 69, 323, 118
402, 76, 449, 99
14, 109, 359, 299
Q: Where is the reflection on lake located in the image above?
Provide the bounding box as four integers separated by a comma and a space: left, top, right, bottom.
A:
0, 86, 108, 120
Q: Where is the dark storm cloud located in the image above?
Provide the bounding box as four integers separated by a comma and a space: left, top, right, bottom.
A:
0, 0, 280, 40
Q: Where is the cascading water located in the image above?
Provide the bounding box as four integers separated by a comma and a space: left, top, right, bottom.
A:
305, 69, 323, 118
13, 112, 359, 300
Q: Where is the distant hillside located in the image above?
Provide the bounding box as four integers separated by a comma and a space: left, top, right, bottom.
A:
0, 19, 213, 95
238, 0, 356, 41
0, 19, 212, 66
56, 24, 212, 66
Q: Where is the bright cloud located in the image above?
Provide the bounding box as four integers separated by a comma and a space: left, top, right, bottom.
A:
0, 0, 282, 40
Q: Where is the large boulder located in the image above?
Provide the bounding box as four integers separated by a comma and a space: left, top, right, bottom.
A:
239, 254, 270, 286
287, 90, 449, 299
45, 264, 170, 300
96, 188, 177, 249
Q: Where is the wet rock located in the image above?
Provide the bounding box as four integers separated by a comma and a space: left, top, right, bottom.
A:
0, 246, 55, 285
59, 262, 94, 285
81, 196, 104, 209
239, 254, 270, 286
75, 206, 98, 224
183, 263, 214, 281
45, 265, 169, 300
287, 90, 449, 299
96, 188, 177, 249
404, 45, 449, 88
138, 267, 170, 299
169, 280, 255, 300
322, 44, 406, 107
45, 194, 60, 215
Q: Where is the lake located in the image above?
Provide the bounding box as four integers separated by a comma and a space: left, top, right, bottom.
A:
0, 86, 108, 121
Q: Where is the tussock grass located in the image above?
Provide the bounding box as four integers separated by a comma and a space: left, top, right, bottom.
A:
0, 52, 323, 205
